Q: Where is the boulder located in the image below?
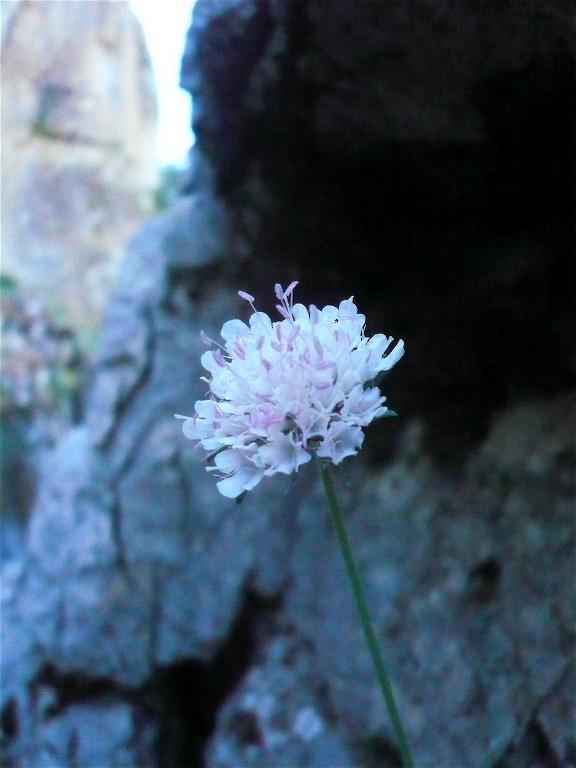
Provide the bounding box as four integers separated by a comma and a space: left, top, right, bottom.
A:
1, 0, 158, 340
2, 1, 573, 767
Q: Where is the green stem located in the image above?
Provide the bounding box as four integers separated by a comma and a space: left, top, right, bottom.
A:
319, 460, 414, 768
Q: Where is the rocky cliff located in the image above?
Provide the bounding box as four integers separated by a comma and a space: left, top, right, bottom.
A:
1, 0, 158, 340
1, 2, 574, 768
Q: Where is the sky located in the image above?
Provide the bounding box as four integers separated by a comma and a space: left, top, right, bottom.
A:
130, 0, 196, 168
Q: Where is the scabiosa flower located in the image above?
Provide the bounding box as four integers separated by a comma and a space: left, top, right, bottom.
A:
176, 282, 404, 498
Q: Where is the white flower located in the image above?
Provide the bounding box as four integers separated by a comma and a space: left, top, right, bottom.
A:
176, 282, 404, 498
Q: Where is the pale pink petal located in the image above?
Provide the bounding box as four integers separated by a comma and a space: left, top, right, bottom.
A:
177, 282, 404, 493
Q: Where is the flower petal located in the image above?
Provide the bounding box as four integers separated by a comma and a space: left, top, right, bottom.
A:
177, 283, 404, 493
216, 468, 260, 498
259, 433, 311, 475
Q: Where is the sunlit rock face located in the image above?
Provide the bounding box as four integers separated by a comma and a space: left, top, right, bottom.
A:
1, 0, 158, 340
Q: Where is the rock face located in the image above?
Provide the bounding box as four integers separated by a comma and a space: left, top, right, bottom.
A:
0, 277, 82, 562
1, 2, 574, 768
1, 0, 158, 340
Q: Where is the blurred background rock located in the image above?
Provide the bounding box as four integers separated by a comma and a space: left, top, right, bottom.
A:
1, 2, 574, 768
1, 0, 158, 345
0, 0, 160, 565
0, 274, 82, 559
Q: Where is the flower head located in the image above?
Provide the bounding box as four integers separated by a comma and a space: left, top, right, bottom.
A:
176, 283, 404, 498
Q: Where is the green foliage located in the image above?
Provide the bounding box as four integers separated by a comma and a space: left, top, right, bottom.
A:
1, 279, 82, 415
1, 277, 83, 522
48, 364, 80, 408
153, 164, 185, 212
0, 273, 18, 295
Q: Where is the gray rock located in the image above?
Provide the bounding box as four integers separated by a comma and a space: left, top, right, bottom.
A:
209, 401, 575, 768
1, 0, 158, 336
3, 1, 573, 766
537, 662, 576, 765
181, 0, 278, 184
27, 698, 157, 768
206, 636, 356, 768
0, 188, 299, 763
1, 560, 39, 710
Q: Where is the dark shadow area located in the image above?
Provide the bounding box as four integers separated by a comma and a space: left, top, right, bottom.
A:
496, 718, 565, 768
237, 48, 574, 469
0, 592, 281, 768
353, 734, 404, 768
152, 590, 281, 768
